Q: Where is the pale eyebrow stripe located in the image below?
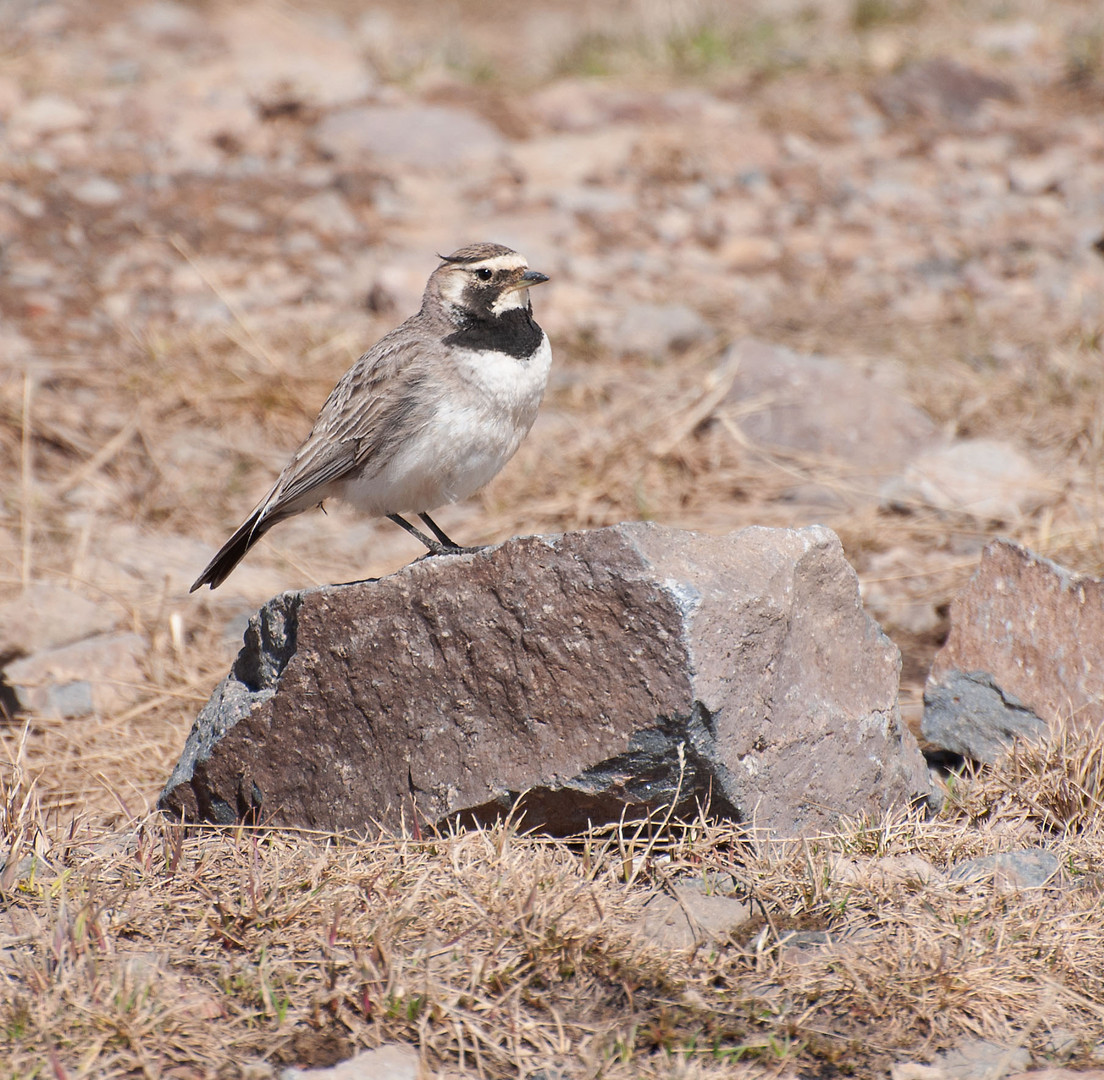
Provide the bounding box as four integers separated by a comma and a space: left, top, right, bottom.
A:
463, 254, 528, 272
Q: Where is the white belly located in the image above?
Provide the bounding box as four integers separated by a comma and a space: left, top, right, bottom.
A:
338, 335, 552, 516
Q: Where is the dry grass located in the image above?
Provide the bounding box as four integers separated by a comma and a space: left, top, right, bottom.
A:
4, 725, 1104, 1078
950, 717, 1104, 837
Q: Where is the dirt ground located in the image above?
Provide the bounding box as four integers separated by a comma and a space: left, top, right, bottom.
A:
2, 0, 1104, 1076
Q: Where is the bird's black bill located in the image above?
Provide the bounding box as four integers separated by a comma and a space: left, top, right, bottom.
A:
520, 270, 549, 286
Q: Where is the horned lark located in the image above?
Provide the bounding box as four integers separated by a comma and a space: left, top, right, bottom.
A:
190, 242, 551, 591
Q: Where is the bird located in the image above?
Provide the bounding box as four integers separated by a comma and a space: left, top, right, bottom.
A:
190, 242, 551, 592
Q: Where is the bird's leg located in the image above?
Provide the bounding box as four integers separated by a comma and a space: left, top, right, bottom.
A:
419, 512, 486, 556
386, 513, 485, 559
387, 514, 449, 555
418, 512, 461, 550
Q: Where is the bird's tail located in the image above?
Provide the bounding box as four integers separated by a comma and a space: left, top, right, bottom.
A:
190, 507, 277, 592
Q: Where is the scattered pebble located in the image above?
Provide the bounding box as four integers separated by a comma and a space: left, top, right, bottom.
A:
69, 176, 125, 206
2, 632, 147, 718
949, 847, 1061, 888
10, 93, 88, 137
280, 1045, 419, 1080
881, 439, 1051, 522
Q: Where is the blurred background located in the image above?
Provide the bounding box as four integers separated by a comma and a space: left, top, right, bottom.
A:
1, 0, 1103, 820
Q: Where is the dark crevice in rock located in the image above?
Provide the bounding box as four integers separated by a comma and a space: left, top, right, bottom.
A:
232, 591, 303, 692
454, 706, 742, 835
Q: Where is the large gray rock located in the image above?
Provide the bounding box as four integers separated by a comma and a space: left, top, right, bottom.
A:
160, 524, 929, 835
923, 540, 1104, 761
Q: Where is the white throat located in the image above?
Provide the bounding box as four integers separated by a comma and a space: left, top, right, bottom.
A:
491, 287, 529, 316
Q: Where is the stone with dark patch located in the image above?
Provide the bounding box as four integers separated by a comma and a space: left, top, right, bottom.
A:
923, 539, 1104, 761
161, 523, 929, 836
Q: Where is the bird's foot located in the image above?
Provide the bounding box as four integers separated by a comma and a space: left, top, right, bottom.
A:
417, 543, 485, 560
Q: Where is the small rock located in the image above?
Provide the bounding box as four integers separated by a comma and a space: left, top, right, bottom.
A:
313, 105, 504, 169
949, 847, 1061, 888
923, 540, 1104, 757
719, 235, 781, 271
9, 94, 89, 137
777, 926, 881, 966
637, 881, 753, 950
507, 128, 639, 190
880, 438, 1050, 521
240, 1066, 277, 1080
0, 584, 119, 660
936, 1040, 1031, 1080
0, 185, 44, 219
528, 79, 611, 132
1008, 151, 1071, 195
280, 1045, 420, 1080
1009, 1069, 1104, 1079
871, 58, 1017, 125
129, 1, 207, 40
555, 185, 635, 216
829, 854, 941, 889
1039, 1030, 1080, 1063
69, 177, 125, 207
3, 632, 147, 718
605, 303, 712, 358
891, 1064, 946, 1080
160, 524, 928, 836
973, 20, 1039, 57
288, 190, 361, 237
213, 204, 264, 232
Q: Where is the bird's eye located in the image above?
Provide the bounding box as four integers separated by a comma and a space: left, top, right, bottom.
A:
476, 267, 493, 281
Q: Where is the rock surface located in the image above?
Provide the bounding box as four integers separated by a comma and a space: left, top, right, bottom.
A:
606, 302, 713, 358
313, 104, 505, 169
923, 540, 1104, 760
892, 1040, 1032, 1080
160, 524, 929, 835
922, 669, 1048, 763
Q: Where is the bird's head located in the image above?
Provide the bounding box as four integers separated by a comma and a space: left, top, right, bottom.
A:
427, 242, 549, 322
